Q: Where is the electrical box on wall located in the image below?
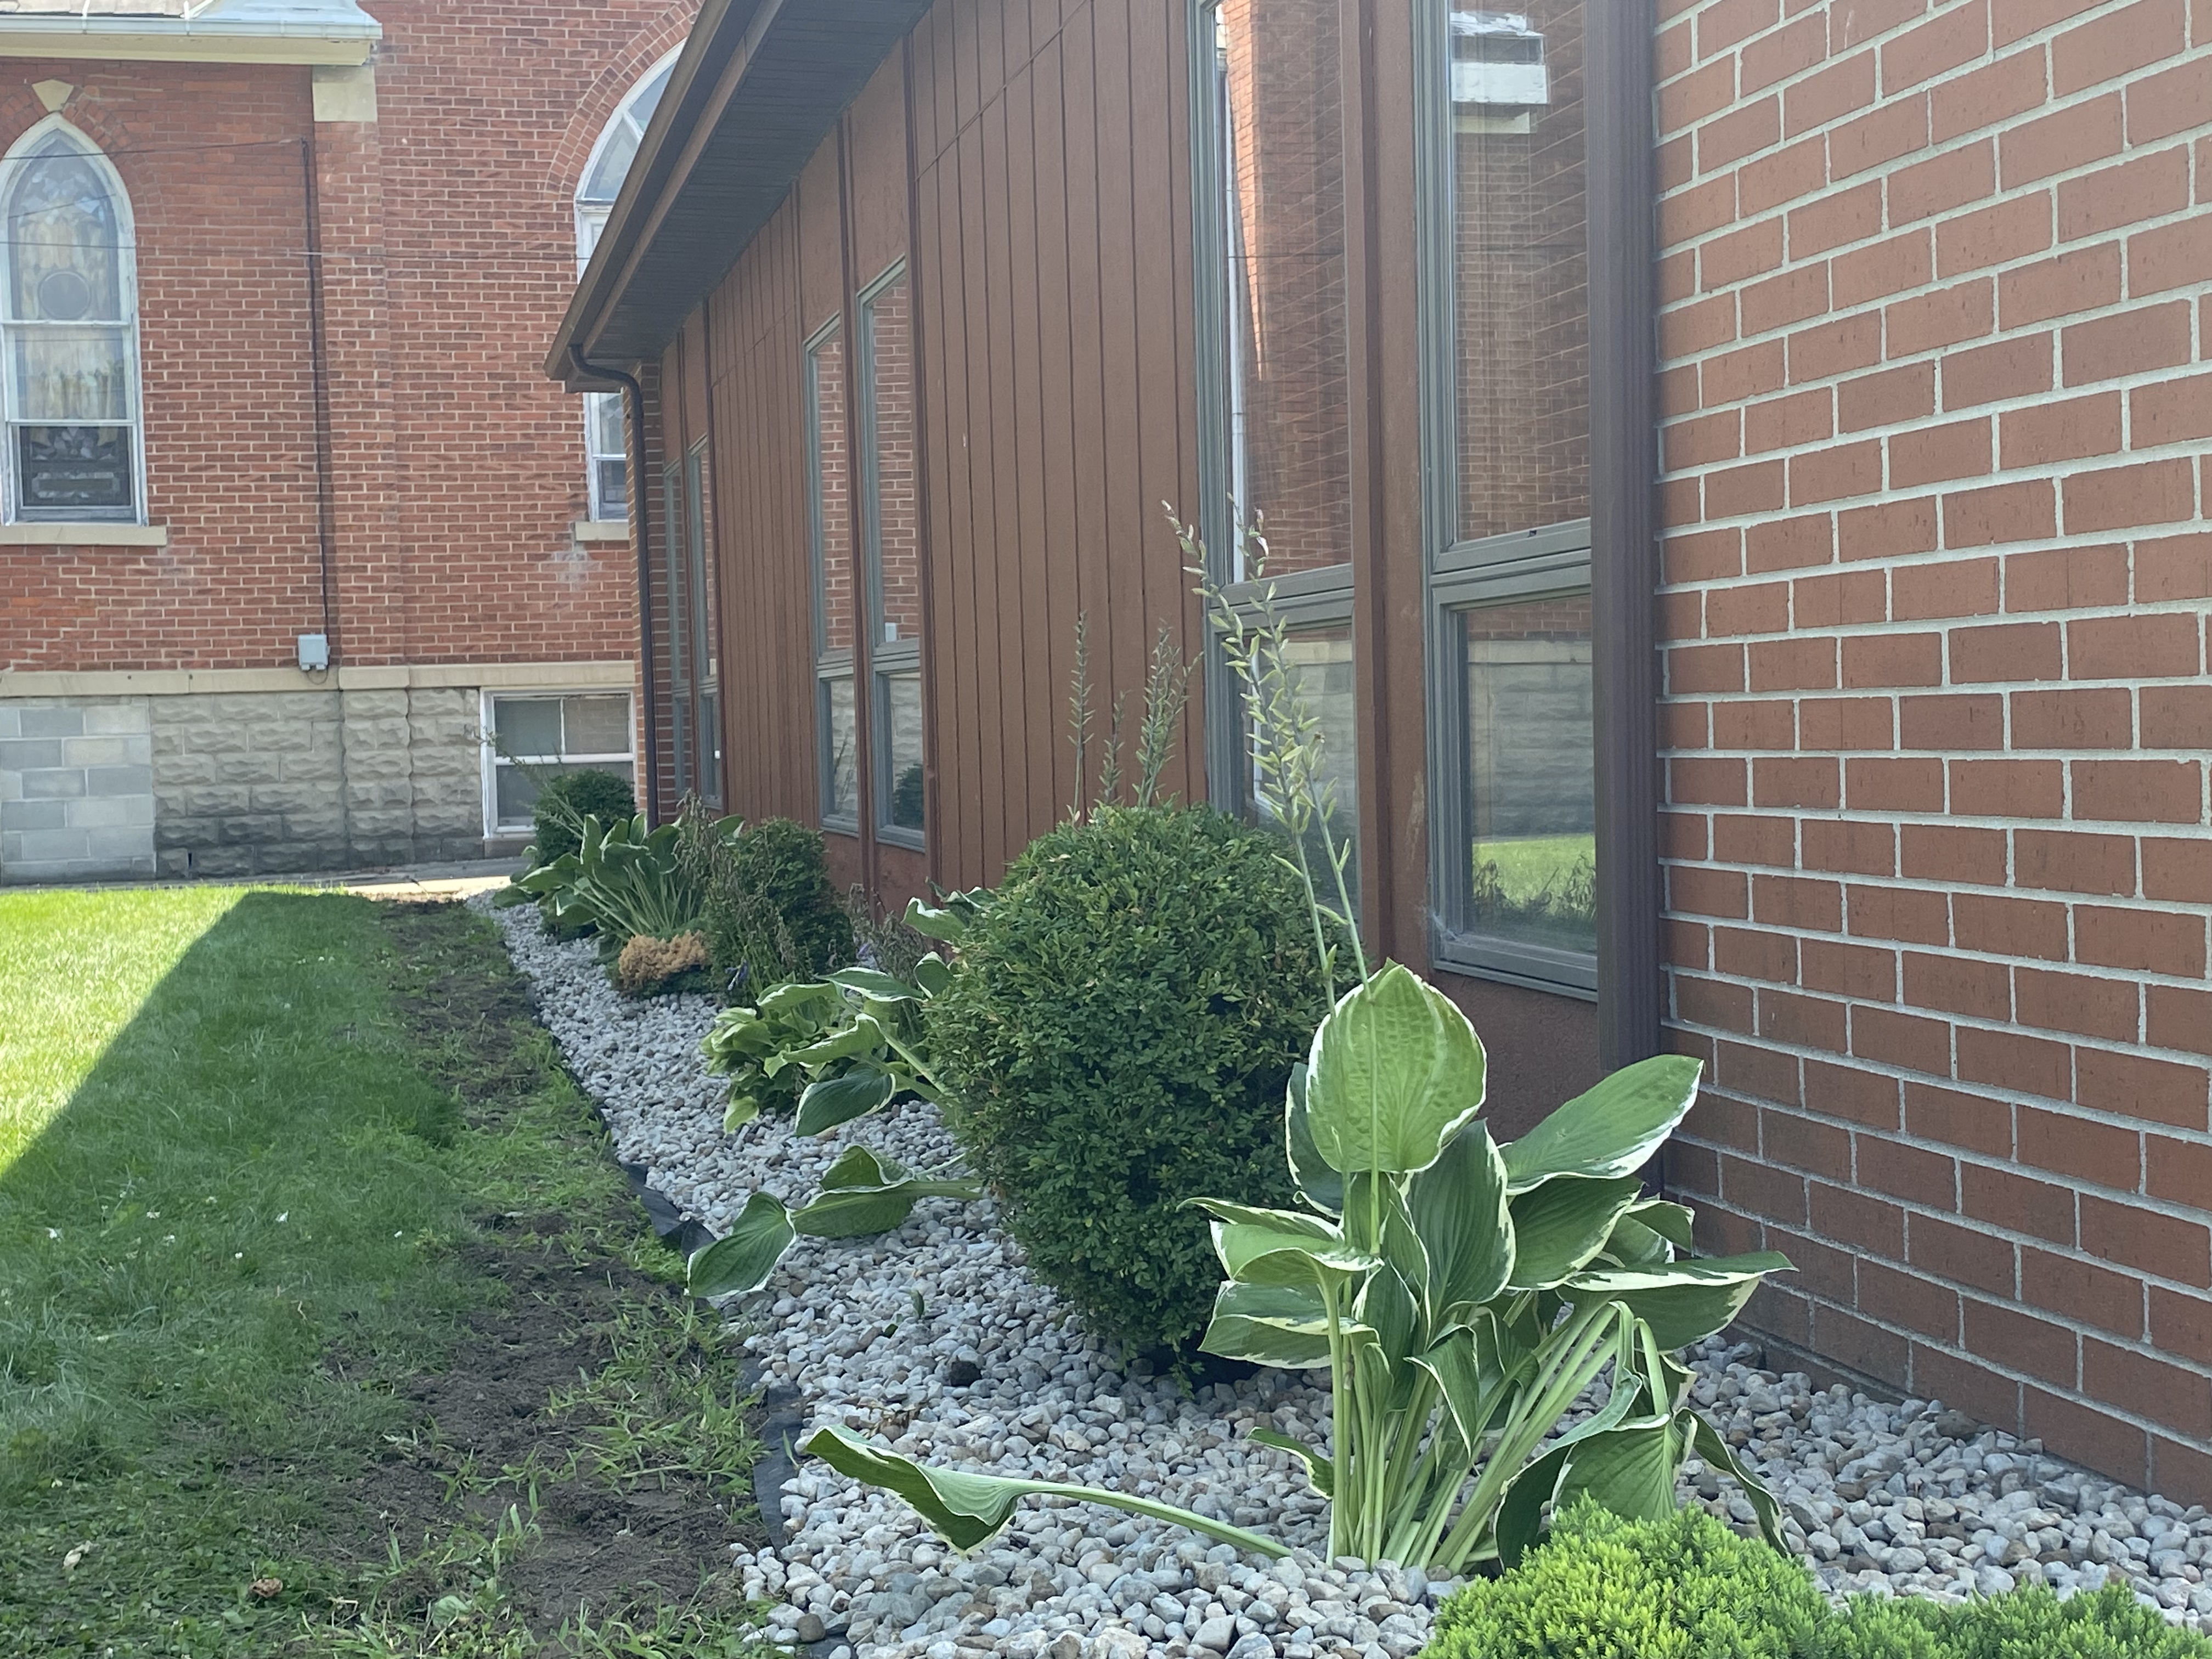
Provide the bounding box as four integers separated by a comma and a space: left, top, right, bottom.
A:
297, 633, 330, 672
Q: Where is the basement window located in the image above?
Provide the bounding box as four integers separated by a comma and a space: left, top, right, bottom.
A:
482, 691, 636, 838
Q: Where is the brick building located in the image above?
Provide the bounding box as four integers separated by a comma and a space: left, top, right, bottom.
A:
0, 0, 698, 881
549, 0, 2210, 1505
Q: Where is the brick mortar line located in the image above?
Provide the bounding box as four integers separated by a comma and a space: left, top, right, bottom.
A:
1668, 1101, 2212, 1287
1661, 997, 2212, 1150
1666, 1002, 2212, 1135
1656, 0, 2204, 168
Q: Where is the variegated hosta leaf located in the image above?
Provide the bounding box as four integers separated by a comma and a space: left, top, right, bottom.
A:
1302, 964, 1487, 1177
1198, 1281, 1333, 1370
685, 1191, 797, 1298
1564, 1251, 1793, 1350
1499, 1055, 1705, 1193
1408, 1124, 1514, 1321
1284, 1065, 1345, 1217
1506, 1174, 1644, 1290
1249, 1428, 1334, 1498
794, 1063, 898, 1137
792, 1145, 983, 1240
1210, 1218, 1379, 1290
827, 967, 919, 1001
803, 1426, 1288, 1558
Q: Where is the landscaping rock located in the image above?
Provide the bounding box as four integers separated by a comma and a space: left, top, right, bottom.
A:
484, 897, 2211, 1654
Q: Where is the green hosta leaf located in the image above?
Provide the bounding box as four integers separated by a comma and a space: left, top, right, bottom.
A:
723, 1092, 762, 1133
1689, 1410, 1787, 1550
788, 1012, 888, 1068
1198, 1281, 1331, 1370
1249, 1428, 1334, 1498
1507, 1175, 1644, 1290
685, 1192, 797, 1298
1411, 1326, 1506, 1454
1304, 963, 1487, 1176
1188, 1198, 1338, 1236
911, 954, 953, 997
802, 1426, 1288, 1557
794, 1064, 899, 1137
1553, 1415, 1685, 1527
1500, 1056, 1705, 1192
828, 967, 919, 1001
1565, 1251, 1793, 1350
1284, 1065, 1344, 1217
904, 887, 992, 944
1493, 1440, 1572, 1570
1623, 1199, 1695, 1251
1211, 1220, 1378, 1290
789, 1144, 984, 1239
1409, 1124, 1513, 1319
759, 979, 844, 1019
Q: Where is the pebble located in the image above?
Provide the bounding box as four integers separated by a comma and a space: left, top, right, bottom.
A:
484, 897, 2212, 1652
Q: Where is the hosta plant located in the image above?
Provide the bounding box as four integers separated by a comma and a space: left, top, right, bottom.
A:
507, 811, 726, 943
801, 508, 1793, 1570
686, 896, 986, 1301
809, 978, 1790, 1570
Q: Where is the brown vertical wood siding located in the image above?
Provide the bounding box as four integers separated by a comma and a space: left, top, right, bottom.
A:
665, 0, 1601, 1114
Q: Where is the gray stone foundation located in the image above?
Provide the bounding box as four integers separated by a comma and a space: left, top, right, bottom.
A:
1, 686, 497, 882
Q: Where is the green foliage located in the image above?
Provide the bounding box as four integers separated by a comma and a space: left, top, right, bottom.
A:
528, 768, 638, 865
701, 816, 855, 997
689, 952, 980, 1298
510, 812, 718, 945
1429, 1501, 2212, 1659
1827, 1582, 2212, 1659
815, 511, 1788, 1573
926, 803, 1342, 1356
1429, 1499, 1828, 1659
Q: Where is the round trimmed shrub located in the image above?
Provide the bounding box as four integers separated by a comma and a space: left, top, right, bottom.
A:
926, 804, 1341, 1356
703, 816, 854, 992
529, 768, 636, 863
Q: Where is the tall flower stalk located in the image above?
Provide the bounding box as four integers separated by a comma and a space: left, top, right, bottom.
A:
1175, 507, 1369, 992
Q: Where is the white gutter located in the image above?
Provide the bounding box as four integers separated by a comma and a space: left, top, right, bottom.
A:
0, 0, 380, 65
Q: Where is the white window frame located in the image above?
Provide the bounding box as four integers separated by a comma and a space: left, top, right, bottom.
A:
479, 689, 638, 839
0, 116, 145, 526
573, 50, 680, 523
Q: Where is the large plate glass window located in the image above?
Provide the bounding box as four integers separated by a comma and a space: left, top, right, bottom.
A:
808, 319, 859, 831
482, 691, 635, 837
1420, 0, 1596, 994
661, 438, 723, 806
1190, 0, 1359, 900
0, 121, 141, 522
573, 53, 678, 521
860, 263, 926, 845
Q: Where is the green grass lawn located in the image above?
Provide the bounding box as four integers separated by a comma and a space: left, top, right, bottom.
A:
0, 887, 762, 1658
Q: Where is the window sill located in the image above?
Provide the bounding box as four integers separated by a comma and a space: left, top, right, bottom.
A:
572, 519, 631, 543
0, 521, 167, 547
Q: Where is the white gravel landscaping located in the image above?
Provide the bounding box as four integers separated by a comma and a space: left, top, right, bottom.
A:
482, 896, 2212, 1654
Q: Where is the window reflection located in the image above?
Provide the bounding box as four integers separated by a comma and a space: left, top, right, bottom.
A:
1459, 594, 1595, 955
1244, 626, 1359, 918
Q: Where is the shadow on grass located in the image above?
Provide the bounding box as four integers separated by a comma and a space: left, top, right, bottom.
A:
0, 889, 763, 1657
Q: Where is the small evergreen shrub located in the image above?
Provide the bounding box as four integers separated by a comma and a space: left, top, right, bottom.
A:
701, 817, 854, 995
529, 769, 637, 864
1827, 1581, 2211, 1659
1429, 1500, 1829, 1659
1429, 1500, 2212, 1659
925, 803, 1341, 1355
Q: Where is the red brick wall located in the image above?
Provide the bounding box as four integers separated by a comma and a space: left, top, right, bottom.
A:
1656, 0, 2212, 1500
0, 1, 695, 675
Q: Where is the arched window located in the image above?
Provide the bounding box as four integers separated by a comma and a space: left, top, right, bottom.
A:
574, 52, 676, 522
0, 120, 139, 522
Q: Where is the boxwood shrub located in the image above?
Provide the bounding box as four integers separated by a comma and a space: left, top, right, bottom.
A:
528, 768, 637, 864
1429, 1499, 2211, 1659
701, 816, 854, 995
925, 804, 1342, 1356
